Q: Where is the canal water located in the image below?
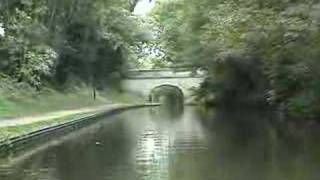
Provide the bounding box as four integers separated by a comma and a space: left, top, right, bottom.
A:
0, 107, 320, 180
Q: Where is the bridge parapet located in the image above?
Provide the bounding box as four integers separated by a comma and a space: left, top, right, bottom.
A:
125, 68, 206, 79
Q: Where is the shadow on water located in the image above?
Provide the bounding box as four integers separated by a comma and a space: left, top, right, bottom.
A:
0, 115, 138, 180
200, 107, 320, 180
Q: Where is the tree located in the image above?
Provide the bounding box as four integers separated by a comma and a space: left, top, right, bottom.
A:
153, 0, 320, 119
0, 0, 147, 94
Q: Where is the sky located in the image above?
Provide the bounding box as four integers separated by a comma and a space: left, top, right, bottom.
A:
133, 0, 156, 16
0, 23, 4, 37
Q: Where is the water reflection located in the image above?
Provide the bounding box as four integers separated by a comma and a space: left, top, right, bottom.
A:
0, 107, 320, 180
150, 104, 184, 120
135, 106, 206, 180
135, 126, 169, 180
203, 107, 320, 180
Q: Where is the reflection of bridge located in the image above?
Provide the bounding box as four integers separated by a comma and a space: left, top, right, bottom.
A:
122, 69, 206, 103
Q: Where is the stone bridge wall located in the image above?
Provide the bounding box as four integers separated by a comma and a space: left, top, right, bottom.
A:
122, 69, 206, 103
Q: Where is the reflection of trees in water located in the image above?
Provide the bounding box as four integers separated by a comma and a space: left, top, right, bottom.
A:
202, 108, 320, 180
4, 119, 139, 180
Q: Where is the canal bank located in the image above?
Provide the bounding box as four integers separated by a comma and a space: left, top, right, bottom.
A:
0, 103, 159, 156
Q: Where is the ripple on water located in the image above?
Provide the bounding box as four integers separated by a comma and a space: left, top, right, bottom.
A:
134, 114, 209, 180
135, 127, 170, 180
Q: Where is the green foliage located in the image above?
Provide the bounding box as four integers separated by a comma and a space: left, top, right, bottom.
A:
0, 0, 147, 90
153, 0, 320, 119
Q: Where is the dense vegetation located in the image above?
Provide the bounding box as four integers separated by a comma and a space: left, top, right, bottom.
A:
152, 0, 320, 120
0, 0, 146, 92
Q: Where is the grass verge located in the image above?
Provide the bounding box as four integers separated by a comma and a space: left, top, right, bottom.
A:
0, 86, 143, 118
0, 111, 94, 142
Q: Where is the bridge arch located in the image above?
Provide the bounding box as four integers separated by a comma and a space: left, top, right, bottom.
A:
149, 84, 184, 104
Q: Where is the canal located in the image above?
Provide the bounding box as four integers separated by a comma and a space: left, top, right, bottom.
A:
0, 106, 320, 180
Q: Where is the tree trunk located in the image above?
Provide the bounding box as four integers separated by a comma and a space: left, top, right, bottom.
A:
93, 86, 96, 100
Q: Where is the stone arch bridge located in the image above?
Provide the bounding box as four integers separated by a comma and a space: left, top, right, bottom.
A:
122, 69, 206, 104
